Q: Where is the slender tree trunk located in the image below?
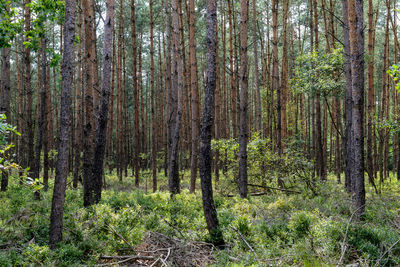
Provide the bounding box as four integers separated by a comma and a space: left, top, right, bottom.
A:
49, 0, 76, 248
150, 0, 157, 192
253, 0, 262, 133
348, 0, 365, 218
342, 0, 353, 192
199, 0, 224, 246
189, 0, 200, 193
91, 0, 114, 204
82, 0, 96, 207
0, 29, 11, 192
131, 0, 140, 187
238, 0, 250, 198
24, 0, 34, 178
168, 0, 183, 195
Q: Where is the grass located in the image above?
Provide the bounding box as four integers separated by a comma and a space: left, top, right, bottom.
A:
1, 170, 400, 266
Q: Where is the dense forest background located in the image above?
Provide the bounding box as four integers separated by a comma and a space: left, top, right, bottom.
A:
1, 0, 400, 265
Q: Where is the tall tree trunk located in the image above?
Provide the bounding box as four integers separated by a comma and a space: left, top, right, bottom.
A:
272, 0, 280, 154
0, 4, 11, 191
253, 0, 262, 133
131, 0, 140, 187
189, 0, 200, 193
150, 0, 157, 192
199, 0, 224, 246
49, 0, 76, 248
238, 0, 250, 198
169, 0, 183, 195
348, 0, 365, 218
281, 0, 289, 141
342, 0, 353, 192
366, 0, 376, 186
74, 1, 83, 188
91, 0, 114, 204
0, 39, 11, 192
82, 0, 96, 207
24, 0, 34, 178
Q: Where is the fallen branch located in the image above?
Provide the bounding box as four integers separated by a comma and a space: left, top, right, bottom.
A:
229, 226, 259, 262
375, 237, 400, 267
247, 183, 301, 194
96, 255, 154, 266
225, 192, 267, 197
338, 204, 366, 266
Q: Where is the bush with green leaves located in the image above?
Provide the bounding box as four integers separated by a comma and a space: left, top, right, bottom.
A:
212, 134, 315, 194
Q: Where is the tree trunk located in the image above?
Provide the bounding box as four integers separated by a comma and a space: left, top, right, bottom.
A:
168, 0, 183, 195
49, 0, 76, 248
0, 48, 10, 191
150, 0, 157, 192
189, 0, 200, 193
82, 0, 96, 207
348, 0, 365, 218
238, 0, 250, 199
90, 0, 114, 204
342, 0, 353, 192
199, 0, 224, 246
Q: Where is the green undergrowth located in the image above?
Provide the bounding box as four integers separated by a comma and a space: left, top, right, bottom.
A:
1, 173, 400, 266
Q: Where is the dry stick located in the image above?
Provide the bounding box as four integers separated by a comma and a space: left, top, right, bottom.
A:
108, 224, 136, 250
338, 204, 366, 266
149, 257, 160, 267
96, 255, 154, 266
247, 183, 301, 194
375, 237, 400, 266
229, 226, 259, 262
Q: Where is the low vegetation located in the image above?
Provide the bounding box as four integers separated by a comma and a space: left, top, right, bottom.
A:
1, 171, 400, 266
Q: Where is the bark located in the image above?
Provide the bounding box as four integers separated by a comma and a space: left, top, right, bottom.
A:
348, 0, 365, 218
49, 0, 76, 248
366, 0, 375, 185
90, 0, 114, 204
238, 0, 250, 199
0, 21, 11, 191
272, 0, 280, 154
168, 0, 183, 195
189, 0, 200, 193
342, 0, 353, 192
131, 0, 140, 187
252, 0, 262, 133
24, 0, 34, 177
82, 0, 96, 207
199, 0, 224, 246
73, 1, 83, 189
150, 0, 157, 192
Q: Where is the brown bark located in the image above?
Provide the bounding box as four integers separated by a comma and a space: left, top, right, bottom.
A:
238, 0, 250, 199
189, 0, 200, 193
49, 0, 76, 248
169, 0, 183, 195
348, 0, 365, 218
91, 0, 115, 204
199, 0, 224, 246
82, 0, 96, 207
150, 0, 157, 192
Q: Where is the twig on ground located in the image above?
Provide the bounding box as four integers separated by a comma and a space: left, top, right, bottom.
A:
375, 237, 400, 267
338, 204, 366, 266
229, 226, 259, 262
96, 255, 154, 266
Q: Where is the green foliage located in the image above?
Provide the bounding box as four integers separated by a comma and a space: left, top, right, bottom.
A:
0, 114, 23, 177
291, 46, 345, 98
212, 134, 315, 193
1, 172, 400, 266
388, 64, 400, 92
0, 1, 22, 48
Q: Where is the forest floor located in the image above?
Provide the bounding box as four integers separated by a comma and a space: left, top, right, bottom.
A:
1, 171, 400, 266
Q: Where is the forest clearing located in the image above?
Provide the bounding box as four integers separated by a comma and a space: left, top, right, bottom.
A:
1, 0, 400, 265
